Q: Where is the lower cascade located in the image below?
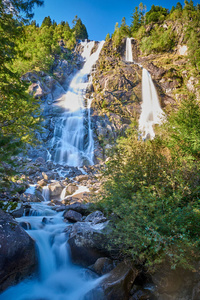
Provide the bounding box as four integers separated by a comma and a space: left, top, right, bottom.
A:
139, 68, 164, 139
0, 202, 104, 300
50, 40, 104, 167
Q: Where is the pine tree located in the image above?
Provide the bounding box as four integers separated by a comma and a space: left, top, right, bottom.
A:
72, 16, 88, 40
131, 6, 141, 33
41, 16, 52, 27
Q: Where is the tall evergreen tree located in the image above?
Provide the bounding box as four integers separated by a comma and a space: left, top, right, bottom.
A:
41, 16, 52, 27
72, 16, 88, 40
131, 6, 141, 33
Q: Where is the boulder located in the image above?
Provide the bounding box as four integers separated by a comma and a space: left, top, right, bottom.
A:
85, 210, 107, 224
193, 282, 200, 300
62, 192, 90, 205
37, 178, 48, 187
152, 263, 194, 300
20, 193, 41, 203
74, 175, 89, 182
11, 205, 24, 218
65, 184, 79, 196
48, 182, 63, 200
100, 261, 138, 300
64, 202, 92, 215
93, 257, 115, 275
19, 221, 31, 230
0, 209, 37, 292
64, 210, 82, 223
68, 220, 109, 267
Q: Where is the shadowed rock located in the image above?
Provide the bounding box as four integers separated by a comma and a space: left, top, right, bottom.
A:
0, 209, 37, 292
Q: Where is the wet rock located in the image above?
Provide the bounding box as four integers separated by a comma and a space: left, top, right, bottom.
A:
42, 217, 53, 225
53, 205, 66, 212
11, 205, 24, 218
35, 189, 45, 202
65, 184, 79, 195
0, 209, 37, 292
68, 220, 109, 267
19, 221, 31, 230
100, 261, 138, 300
93, 257, 115, 275
64, 202, 92, 215
64, 209, 82, 223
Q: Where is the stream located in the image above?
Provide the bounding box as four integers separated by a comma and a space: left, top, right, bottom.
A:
0, 200, 103, 300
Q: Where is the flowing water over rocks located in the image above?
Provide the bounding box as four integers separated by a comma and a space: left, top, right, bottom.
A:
139, 68, 164, 140
49, 40, 104, 167
125, 38, 164, 139
0, 202, 105, 300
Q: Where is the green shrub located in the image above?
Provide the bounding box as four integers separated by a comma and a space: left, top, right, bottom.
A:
97, 96, 200, 270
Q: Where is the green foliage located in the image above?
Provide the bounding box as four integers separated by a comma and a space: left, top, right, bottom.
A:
41, 16, 52, 27
183, 4, 200, 73
145, 5, 169, 24
112, 22, 123, 48
140, 25, 175, 54
112, 18, 131, 48
105, 33, 110, 42
97, 97, 200, 270
0, 0, 43, 185
13, 24, 57, 73
165, 95, 200, 160
72, 15, 88, 40
131, 7, 141, 33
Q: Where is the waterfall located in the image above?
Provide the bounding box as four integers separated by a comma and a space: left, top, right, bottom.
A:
139, 68, 164, 140
125, 38, 133, 62
0, 203, 104, 300
42, 185, 50, 202
50, 40, 104, 167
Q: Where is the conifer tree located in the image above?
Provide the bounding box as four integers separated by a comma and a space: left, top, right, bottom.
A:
72, 16, 88, 40
41, 16, 52, 27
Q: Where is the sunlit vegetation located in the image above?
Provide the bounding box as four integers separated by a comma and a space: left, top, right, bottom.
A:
97, 95, 200, 271
111, 1, 200, 74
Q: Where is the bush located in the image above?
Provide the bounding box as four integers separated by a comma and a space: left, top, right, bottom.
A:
140, 26, 175, 54
97, 97, 200, 271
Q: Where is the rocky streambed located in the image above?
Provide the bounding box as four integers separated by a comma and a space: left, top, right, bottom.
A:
0, 158, 200, 300
0, 160, 141, 300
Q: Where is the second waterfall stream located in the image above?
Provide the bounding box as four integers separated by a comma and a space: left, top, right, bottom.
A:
50, 40, 104, 167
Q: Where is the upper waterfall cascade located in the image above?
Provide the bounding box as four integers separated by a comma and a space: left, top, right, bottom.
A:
50, 40, 105, 167
139, 68, 164, 140
125, 37, 133, 62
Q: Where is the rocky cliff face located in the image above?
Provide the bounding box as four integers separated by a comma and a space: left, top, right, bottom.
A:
24, 34, 199, 162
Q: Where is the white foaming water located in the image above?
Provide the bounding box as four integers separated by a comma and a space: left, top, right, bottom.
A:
60, 185, 89, 201
139, 68, 164, 139
0, 202, 104, 300
125, 37, 133, 62
42, 185, 50, 202
24, 184, 36, 195
51, 40, 105, 167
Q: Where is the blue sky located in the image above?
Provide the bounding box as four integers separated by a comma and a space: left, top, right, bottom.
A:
33, 0, 198, 41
